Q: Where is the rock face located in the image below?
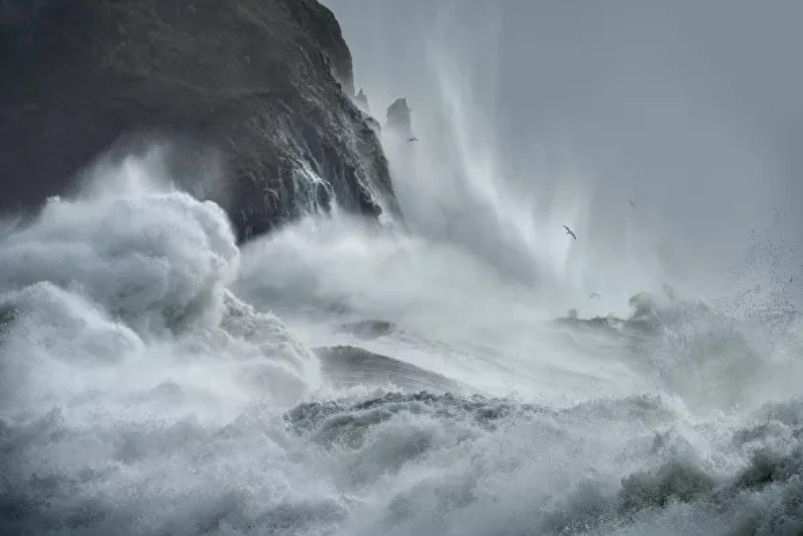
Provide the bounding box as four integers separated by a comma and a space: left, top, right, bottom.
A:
354, 88, 370, 114
340, 319, 395, 340
0, 0, 400, 241
314, 345, 472, 394
386, 97, 414, 140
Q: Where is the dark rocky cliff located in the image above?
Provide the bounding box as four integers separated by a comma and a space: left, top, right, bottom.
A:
0, 0, 400, 240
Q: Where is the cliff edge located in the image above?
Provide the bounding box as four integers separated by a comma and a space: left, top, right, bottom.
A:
0, 0, 400, 240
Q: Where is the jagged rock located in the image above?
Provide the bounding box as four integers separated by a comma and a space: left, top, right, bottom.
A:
0, 0, 400, 241
386, 97, 414, 140
354, 88, 370, 114
341, 319, 395, 340
364, 115, 382, 137
314, 345, 470, 394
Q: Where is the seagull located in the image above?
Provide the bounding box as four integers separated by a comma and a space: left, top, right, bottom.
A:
589, 292, 600, 299
629, 199, 636, 208
563, 225, 577, 240
407, 137, 418, 142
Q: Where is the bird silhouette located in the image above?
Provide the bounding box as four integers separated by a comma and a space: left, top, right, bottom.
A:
407, 137, 418, 142
589, 292, 600, 299
629, 199, 636, 208
563, 225, 577, 240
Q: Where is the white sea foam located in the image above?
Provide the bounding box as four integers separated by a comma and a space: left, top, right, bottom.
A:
2, 146, 802, 535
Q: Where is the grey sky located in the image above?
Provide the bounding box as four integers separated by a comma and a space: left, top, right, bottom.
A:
324, 0, 803, 294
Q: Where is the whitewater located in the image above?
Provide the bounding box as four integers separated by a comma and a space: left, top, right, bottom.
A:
1, 137, 802, 536
4, 13, 803, 536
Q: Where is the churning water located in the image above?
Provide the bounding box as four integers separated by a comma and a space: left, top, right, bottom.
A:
1, 132, 802, 536
3, 6, 803, 532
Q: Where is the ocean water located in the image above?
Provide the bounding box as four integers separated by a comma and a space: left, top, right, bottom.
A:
1, 138, 802, 536
3, 3, 803, 532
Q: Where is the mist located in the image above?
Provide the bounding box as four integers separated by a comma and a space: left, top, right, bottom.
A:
3, 2, 803, 534
325, 0, 803, 305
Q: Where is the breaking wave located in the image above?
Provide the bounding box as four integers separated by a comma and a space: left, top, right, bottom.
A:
1, 147, 802, 536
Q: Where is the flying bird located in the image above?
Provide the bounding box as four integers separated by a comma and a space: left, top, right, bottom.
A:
589, 292, 600, 299
407, 137, 418, 142
563, 225, 577, 240
629, 199, 636, 208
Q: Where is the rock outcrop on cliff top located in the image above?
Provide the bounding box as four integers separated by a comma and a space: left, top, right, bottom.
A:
0, 0, 400, 240
385, 97, 414, 140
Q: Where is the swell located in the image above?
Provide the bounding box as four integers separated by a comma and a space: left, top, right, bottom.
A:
0, 115, 801, 536
3, 383, 802, 534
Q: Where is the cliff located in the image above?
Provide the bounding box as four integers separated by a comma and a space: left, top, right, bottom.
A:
0, 0, 400, 240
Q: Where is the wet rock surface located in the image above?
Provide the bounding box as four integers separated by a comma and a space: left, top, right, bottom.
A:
340, 319, 395, 340
0, 0, 400, 240
315, 345, 470, 394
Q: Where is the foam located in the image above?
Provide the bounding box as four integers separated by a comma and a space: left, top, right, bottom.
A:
1, 149, 802, 535
0, 151, 321, 419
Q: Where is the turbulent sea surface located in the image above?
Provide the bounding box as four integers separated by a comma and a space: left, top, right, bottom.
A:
1, 144, 802, 536
3, 5, 803, 533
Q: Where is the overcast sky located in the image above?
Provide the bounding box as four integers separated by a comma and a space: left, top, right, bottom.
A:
324, 0, 803, 294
